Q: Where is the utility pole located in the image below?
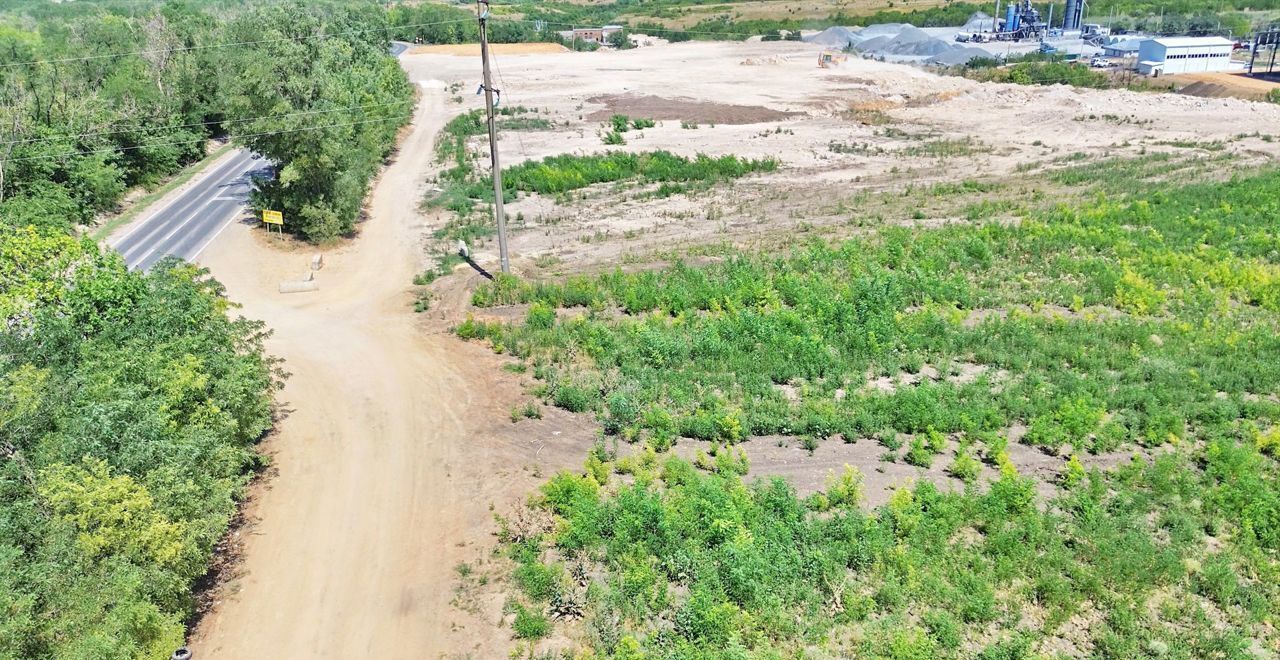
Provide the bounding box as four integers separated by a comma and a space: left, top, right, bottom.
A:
476, 0, 510, 274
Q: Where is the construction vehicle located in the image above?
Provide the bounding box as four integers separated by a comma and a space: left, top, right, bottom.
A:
818, 50, 848, 68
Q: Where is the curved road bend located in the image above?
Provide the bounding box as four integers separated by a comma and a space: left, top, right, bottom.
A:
109, 150, 271, 271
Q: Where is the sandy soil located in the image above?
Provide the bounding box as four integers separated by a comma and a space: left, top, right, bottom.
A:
409, 40, 1280, 273
1170, 70, 1280, 100
187, 83, 591, 659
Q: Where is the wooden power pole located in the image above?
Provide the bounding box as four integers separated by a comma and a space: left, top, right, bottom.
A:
476, 0, 510, 274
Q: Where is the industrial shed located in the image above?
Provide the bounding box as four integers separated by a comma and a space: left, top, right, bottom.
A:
1102, 39, 1143, 58
1137, 36, 1234, 76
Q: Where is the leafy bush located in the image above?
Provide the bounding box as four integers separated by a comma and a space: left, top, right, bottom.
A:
966, 61, 1110, 89
0, 230, 278, 657
500, 444, 1280, 655
825, 465, 864, 508
949, 447, 982, 483
512, 604, 550, 639
553, 384, 594, 413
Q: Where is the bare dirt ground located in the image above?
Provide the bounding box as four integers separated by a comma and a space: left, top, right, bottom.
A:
406, 39, 1280, 280
1171, 70, 1280, 100
187, 84, 592, 659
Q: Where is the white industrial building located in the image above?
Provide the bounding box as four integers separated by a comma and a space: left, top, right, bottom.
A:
1136, 36, 1234, 76
1102, 39, 1143, 58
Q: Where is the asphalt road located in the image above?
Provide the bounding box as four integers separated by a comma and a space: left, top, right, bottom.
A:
111, 43, 408, 271
111, 150, 271, 271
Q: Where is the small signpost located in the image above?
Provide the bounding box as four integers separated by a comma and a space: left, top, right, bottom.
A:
262, 209, 284, 239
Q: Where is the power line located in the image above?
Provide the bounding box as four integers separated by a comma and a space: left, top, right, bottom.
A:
0, 99, 415, 147
0, 115, 409, 164
0, 18, 471, 69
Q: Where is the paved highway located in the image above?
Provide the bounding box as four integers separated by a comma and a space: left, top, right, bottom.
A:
111, 43, 408, 271
111, 149, 271, 270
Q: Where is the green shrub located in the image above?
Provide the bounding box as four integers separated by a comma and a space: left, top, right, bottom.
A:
949, 447, 982, 483
553, 384, 594, 413
905, 436, 933, 468
512, 604, 550, 639
826, 465, 864, 508
514, 562, 559, 601
526, 302, 556, 329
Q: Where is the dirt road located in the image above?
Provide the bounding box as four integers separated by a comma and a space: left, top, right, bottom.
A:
187, 80, 565, 658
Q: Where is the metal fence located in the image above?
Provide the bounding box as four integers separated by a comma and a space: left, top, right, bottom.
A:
1250, 30, 1280, 76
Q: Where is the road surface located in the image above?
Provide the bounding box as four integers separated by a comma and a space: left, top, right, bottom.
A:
110, 150, 270, 270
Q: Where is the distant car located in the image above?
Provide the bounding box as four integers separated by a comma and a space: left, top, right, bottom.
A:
1090, 56, 1112, 68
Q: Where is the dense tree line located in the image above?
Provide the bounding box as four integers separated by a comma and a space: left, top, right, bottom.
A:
218, 4, 413, 241
0, 0, 414, 242
0, 3, 223, 234
0, 228, 280, 656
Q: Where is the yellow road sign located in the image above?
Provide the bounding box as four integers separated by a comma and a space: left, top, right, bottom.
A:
262, 209, 284, 225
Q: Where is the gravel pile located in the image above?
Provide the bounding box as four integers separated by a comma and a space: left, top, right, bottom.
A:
877, 26, 953, 57
837, 22, 993, 66
807, 20, 994, 66
929, 46, 993, 66
804, 26, 860, 49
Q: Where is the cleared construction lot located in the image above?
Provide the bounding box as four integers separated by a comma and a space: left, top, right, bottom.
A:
407, 39, 1280, 278
401, 37, 1280, 657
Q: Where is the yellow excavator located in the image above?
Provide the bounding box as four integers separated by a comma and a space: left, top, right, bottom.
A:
818, 50, 849, 68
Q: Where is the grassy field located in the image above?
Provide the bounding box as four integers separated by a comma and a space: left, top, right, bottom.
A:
459, 165, 1280, 656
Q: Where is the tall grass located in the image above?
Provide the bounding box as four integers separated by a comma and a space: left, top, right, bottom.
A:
476, 165, 1280, 657
462, 170, 1280, 453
